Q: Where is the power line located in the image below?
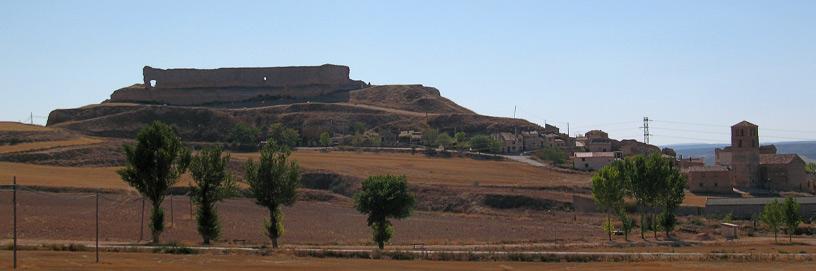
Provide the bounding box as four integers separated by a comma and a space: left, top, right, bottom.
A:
653, 119, 816, 134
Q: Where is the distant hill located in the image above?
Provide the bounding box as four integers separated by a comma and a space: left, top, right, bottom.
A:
667, 141, 816, 165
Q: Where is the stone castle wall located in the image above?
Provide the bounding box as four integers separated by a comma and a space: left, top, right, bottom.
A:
108, 64, 366, 106
143, 64, 356, 89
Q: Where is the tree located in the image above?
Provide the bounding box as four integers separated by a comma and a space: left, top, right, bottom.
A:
619, 212, 634, 241
319, 131, 331, 147
350, 121, 367, 135
245, 142, 301, 248
435, 133, 453, 149
533, 146, 568, 165
592, 160, 627, 241
624, 155, 654, 239
228, 123, 260, 145
782, 197, 802, 243
806, 163, 816, 174
189, 146, 236, 245
118, 121, 191, 244
422, 129, 440, 147
353, 175, 416, 249
761, 199, 784, 243
454, 131, 466, 145
653, 153, 686, 238
267, 123, 301, 148
469, 135, 501, 153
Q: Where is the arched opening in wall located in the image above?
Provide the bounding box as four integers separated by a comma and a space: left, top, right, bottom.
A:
149, 80, 157, 88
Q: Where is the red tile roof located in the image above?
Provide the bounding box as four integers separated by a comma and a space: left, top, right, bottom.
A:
760, 154, 801, 165
732, 120, 758, 127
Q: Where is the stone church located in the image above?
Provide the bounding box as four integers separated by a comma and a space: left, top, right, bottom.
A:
686, 121, 810, 193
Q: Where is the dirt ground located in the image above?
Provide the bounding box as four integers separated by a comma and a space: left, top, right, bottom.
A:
0, 190, 602, 246
234, 150, 591, 188
0, 251, 813, 271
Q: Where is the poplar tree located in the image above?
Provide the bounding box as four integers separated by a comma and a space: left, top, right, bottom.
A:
189, 146, 236, 245
245, 142, 300, 248
118, 121, 191, 244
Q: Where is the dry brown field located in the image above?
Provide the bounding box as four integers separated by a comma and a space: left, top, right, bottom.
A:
0, 138, 102, 154
0, 190, 602, 246
0, 251, 813, 271
0, 122, 52, 132
234, 150, 591, 188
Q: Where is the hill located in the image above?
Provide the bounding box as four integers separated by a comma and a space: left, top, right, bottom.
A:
47, 65, 546, 142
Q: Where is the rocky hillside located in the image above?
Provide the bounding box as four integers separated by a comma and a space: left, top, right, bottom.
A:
47, 65, 547, 142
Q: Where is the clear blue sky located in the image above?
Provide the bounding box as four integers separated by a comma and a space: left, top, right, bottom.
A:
1, 0, 814, 145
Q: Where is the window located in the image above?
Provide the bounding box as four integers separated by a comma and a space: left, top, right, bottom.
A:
263, 76, 267, 81
149, 80, 157, 87
714, 182, 718, 187
738, 140, 742, 148
585, 163, 589, 168
699, 183, 703, 187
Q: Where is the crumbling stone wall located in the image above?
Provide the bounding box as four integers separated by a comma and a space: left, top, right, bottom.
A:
143, 64, 356, 89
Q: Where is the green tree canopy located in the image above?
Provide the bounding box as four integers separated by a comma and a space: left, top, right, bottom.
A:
228, 123, 260, 145
267, 123, 301, 148
118, 121, 191, 244
782, 197, 802, 243
469, 135, 501, 153
761, 199, 784, 243
189, 146, 236, 245
533, 146, 568, 165
592, 160, 627, 241
435, 133, 453, 149
245, 142, 301, 248
422, 129, 440, 147
319, 131, 331, 147
354, 175, 416, 249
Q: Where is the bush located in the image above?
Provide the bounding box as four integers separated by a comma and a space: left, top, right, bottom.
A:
532, 146, 567, 165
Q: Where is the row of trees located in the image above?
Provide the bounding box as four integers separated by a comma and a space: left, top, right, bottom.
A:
760, 197, 801, 243
119, 121, 415, 248
591, 153, 686, 240
229, 123, 300, 148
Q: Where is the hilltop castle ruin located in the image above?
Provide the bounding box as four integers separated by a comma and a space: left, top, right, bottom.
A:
109, 64, 367, 106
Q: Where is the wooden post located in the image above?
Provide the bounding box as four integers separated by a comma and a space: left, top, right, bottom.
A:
139, 197, 145, 241
13, 176, 18, 269
96, 192, 100, 263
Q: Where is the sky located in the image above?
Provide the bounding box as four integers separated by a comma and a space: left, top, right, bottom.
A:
1, 0, 814, 146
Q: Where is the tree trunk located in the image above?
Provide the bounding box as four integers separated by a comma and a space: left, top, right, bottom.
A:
639, 211, 645, 240
651, 210, 657, 239
607, 214, 612, 241
269, 208, 280, 248
151, 203, 162, 244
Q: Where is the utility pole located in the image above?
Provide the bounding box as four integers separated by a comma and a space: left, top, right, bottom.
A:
513, 106, 517, 119
640, 117, 651, 144
96, 192, 100, 263
13, 176, 18, 270
566, 122, 570, 137
30, 112, 33, 125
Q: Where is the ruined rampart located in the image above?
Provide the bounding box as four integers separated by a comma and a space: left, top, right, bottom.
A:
108, 64, 366, 106
143, 64, 356, 89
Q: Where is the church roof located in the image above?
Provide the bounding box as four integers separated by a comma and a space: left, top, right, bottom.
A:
760, 153, 802, 165
732, 120, 758, 127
